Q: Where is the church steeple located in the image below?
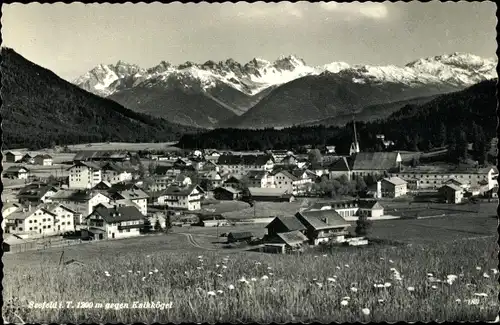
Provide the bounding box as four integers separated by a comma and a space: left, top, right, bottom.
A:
350, 115, 360, 156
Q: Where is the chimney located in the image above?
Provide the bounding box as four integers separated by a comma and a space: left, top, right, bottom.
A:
28, 204, 32, 211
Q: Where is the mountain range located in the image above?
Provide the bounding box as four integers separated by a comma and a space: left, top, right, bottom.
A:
75, 53, 497, 129
1, 48, 196, 150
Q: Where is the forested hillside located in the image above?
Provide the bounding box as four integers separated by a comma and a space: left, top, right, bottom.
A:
1, 48, 196, 150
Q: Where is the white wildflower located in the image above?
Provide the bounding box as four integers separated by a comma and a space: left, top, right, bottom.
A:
327, 277, 336, 282
255, 262, 261, 265
146, 255, 150, 258
120, 274, 125, 278
141, 276, 146, 281
149, 271, 153, 275
407, 286, 415, 292
217, 290, 223, 295
198, 255, 203, 259
361, 308, 371, 316
267, 266, 272, 270
476, 266, 482, 270
336, 266, 341, 270
316, 282, 323, 288
207, 291, 216, 296
238, 277, 248, 283
483, 273, 490, 278
322, 254, 327, 257
378, 299, 384, 303
389, 259, 394, 263
314, 255, 318, 258
251, 277, 257, 282
216, 264, 220, 268
474, 293, 488, 297
217, 273, 223, 278
491, 268, 498, 275
351, 287, 358, 293
431, 285, 438, 289
268, 272, 274, 276
427, 273, 434, 277
455, 298, 461, 303
384, 282, 392, 288
261, 275, 269, 280
137, 270, 141, 274
197, 267, 202, 270
128, 270, 132, 273
345, 264, 350, 268
342, 296, 351, 300
340, 300, 349, 306
222, 265, 227, 269
228, 284, 235, 290
380, 257, 385, 260
154, 268, 159, 273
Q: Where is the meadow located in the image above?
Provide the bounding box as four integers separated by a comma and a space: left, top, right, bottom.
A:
3, 234, 498, 323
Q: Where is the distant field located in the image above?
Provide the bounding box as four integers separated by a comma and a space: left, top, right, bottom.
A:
65, 142, 180, 152
222, 200, 311, 220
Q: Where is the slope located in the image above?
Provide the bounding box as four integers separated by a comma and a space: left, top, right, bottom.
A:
1, 48, 195, 150
227, 72, 462, 129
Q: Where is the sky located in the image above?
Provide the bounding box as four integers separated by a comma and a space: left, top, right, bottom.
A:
2, 2, 497, 81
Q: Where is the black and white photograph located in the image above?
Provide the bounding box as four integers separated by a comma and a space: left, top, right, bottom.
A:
1, 1, 498, 323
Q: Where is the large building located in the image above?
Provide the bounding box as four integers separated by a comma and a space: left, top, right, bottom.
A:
100, 162, 133, 185
157, 184, 205, 211
380, 177, 408, 198
85, 204, 144, 240
49, 190, 111, 224
68, 161, 103, 189
217, 154, 275, 176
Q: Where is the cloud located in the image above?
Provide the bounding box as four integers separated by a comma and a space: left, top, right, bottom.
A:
320, 2, 389, 20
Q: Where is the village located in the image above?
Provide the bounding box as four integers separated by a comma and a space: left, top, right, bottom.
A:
2, 131, 498, 255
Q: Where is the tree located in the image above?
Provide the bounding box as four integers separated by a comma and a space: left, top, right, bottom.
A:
308, 148, 323, 168
411, 157, 420, 168
355, 215, 372, 237
142, 218, 152, 233
437, 123, 447, 147
355, 176, 367, 193
154, 219, 162, 232
165, 214, 172, 233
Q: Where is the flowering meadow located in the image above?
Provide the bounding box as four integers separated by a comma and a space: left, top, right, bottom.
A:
3, 237, 498, 323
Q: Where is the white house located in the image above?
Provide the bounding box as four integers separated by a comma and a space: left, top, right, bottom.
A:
157, 184, 205, 211
4, 151, 23, 163
4, 203, 75, 237
246, 170, 275, 188
68, 161, 103, 189
101, 162, 133, 184
49, 190, 111, 224
439, 184, 464, 204
307, 199, 385, 219
34, 154, 53, 166
85, 204, 144, 240
217, 154, 275, 176
201, 171, 224, 189
3, 166, 29, 180
110, 188, 149, 216
273, 169, 313, 195
380, 177, 408, 198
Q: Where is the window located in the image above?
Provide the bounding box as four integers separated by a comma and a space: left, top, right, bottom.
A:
47, 225, 51, 229
61, 222, 65, 225
43, 226, 46, 229
43, 218, 46, 222
18, 227, 23, 231
29, 227, 33, 231
29, 220, 32, 223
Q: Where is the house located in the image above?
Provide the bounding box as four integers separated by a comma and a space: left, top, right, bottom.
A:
2, 203, 22, 231
265, 216, 306, 238
325, 146, 336, 154
197, 214, 228, 227
227, 231, 254, 243
213, 187, 242, 200
380, 177, 408, 198
92, 180, 113, 191
4, 203, 75, 236
357, 200, 384, 218
350, 152, 402, 176
217, 154, 275, 176
174, 174, 192, 187
19, 153, 35, 164
5, 151, 23, 163
307, 199, 385, 219
100, 162, 133, 184
439, 184, 464, 204
110, 188, 149, 216
246, 170, 275, 188
49, 190, 111, 224
444, 178, 469, 190
3, 166, 29, 179
157, 184, 205, 211
68, 161, 102, 189
328, 157, 352, 181
247, 187, 295, 202
264, 231, 308, 254
201, 171, 224, 189
85, 204, 145, 240
201, 160, 219, 172
17, 184, 59, 205
34, 154, 53, 166
274, 169, 317, 195
295, 210, 350, 245
223, 175, 245, 189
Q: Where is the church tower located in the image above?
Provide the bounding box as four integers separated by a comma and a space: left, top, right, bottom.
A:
350, 116, 360, 156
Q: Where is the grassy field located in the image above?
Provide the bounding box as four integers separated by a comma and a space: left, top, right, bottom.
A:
65, 142, 180, 152
3, 235, 498, 323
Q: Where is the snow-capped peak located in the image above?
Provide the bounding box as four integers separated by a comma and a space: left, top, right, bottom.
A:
74, 52, 496, 98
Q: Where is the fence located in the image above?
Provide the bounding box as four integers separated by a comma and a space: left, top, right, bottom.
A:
7, 238, 92, 254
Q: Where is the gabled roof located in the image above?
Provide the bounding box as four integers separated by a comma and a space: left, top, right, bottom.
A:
203, 171, 222, 180
276, 230, 308, 246
214, 186, 242, 194
92, 180, 112, 190
51, 189, 107, 202
2, 202, 21, 213
38, 202, 78, 214
357, 200, 383, 210
296, 210, 350, 230
351, 152, 400, 171
73, 150, 130, 161
100, 162, 125, 173
328, 157, 351, 172
382, 177, 407, 186
69, 161, 102, 170
4, 166, 29, 173
266, 216, 306, 232
17, 185, 58, 200
34, 154, 52, 159
162, 184, 204, 196
5, 151, 23, 156
444, 178, 467, 186
90, 205, 144, 223
7, 205, 57, 221
441, 184, 463, 192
